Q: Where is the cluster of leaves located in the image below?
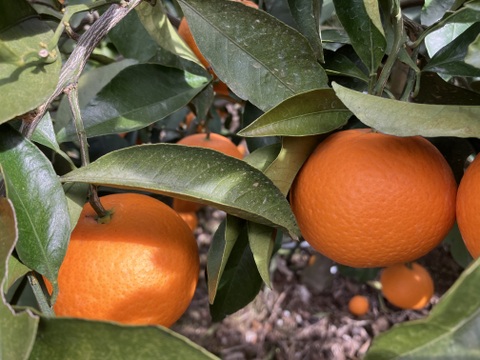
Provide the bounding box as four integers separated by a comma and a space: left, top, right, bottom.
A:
1, 0, 480, 358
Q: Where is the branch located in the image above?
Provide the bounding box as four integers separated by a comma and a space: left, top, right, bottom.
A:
21, 0, 143, 138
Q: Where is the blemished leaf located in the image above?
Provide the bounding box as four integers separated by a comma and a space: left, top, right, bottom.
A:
423, 22, 480, 77
365, 258, 480, 359
332, 0, 386, 74
0, 197, 39, 360
56, 64, 209, 142
0, 15, 61, 123
177, 0, 328, 111
28, 317, 219, 359
209, 224, 263, 322
0, 125, 71, 301
237, 89, 351, 137
287, 0, 324, 62
421, 0, 457, 26
60, 144, 300, 238
207, 216, 244, 303
332, 82, 480, 138
54, 59, 138, 135
465, 33, 480, 69
247, 222, 276, 288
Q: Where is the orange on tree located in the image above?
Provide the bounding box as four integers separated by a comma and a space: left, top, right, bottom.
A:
456, 155, 480, 259
178, 211, 198, 232
46, 193, 199, 327
290, 128, 457, 268
380, 262, 434, 310
348, 295, 370, 316
173, 132, 244, 213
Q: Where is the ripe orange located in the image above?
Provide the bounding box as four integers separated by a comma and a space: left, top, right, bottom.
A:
456, 155, 480, 259
348, 295, 370, 316
290, 128, 457, 268
46, 193, 199, 327
178, 17, 213, 75
173, 132, 244, 212
178, 211, 198, 231
380, 262, 434, 310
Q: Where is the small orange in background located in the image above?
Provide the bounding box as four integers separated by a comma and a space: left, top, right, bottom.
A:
348, 295, 370, 316
46, 193, 199, 327
456, 154, 480, 259
290, 128, 457, 268
178, 211, 198, 232
380, 262, 434, 310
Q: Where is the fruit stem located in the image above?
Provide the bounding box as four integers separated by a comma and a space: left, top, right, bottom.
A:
27, 272, 55, 317
88, 185, 112, 222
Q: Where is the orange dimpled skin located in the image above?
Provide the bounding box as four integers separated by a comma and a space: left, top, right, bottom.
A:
47, 193, 199, 327
348, 295, 370, 316
177, 133, 243, 159
457, 155, 480, 259
290, 129, 457, 268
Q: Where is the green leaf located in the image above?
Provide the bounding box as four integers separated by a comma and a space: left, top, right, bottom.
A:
177, 0, 328, 111
4, 256, 30, 294
0, 0, 37, 32
29, 317, 219, 359
365, 257, 480, 359
207, 215, 244, 303
60, 144, 300, 238
0, 125, 71, 300
287, 0, 324, 62
247, 222, 275, 288
54, 59, 137, 135
243, 142, 282, 172
209, 224, 263, 322
56, 64, 209, 142
421, 0, 457, 26
323, 50, 370, 82
465, 33, 480, 69
423, 22, 480, 77
63, 182, 89, 230
237, 89, 351, 137
0, 16, 61, 123
332, 82, 480, 138
332, 0, 386, 74
425, 22, 472, 58
0, 197, 39, 360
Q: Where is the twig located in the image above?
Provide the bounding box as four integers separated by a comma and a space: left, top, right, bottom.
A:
21, 0, 143, 139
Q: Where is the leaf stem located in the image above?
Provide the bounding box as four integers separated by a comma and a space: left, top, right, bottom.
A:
27, 272, 55, 316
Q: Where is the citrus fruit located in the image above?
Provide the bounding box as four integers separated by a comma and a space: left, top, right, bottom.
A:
456, 155, 480, 259
290, 128, 457, 268
348, 295, 370, 316
380, 262, 434, 310
173, 132, 244, 213
178, 211, 198, 231
178, 17, 213, 75
46, 193, 199, 327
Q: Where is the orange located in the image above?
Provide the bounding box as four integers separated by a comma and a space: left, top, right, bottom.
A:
178, 17, 213, 75
178, 211, 198, 232
290, 128, 457, 268
46, 193, 199, 327
380, 262, 434, 310
456, 155, 480, 259
348, 295, 369, 316
173, 132, 244, 212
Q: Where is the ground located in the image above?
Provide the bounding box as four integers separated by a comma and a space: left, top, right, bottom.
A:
172, 207, 464, 360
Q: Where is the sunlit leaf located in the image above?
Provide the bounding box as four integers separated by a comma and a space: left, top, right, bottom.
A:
56, 64, 209, 142
0, 125, 70, 300
421, 0, 457, 26
178, 0, 328, 111
465, 33, 480, 69
365, 258, 480, 359
238, 89, 351, 137
60, 144, 300, 238
332, 82, 480, 138
29, 317, 219, 359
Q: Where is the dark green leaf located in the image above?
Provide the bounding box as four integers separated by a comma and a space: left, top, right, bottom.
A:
365, 258, 480, 359
0, 0, 37, 32
243, 142, 282, 173
0, 17, 61, 123
287, 0, 324, 61
4, 256, 30, 294
0, 125, 70, 300
323, 51, 370, 82
63, 182, 89, 230
424, 22, 480, 77
332, 82, 480, 137
238, 89, 351, 137
241, 102, 280, 153
60, 144, 300, 238
444, 223, 474, 269
332, 0, 386, 74
209, 224, 263, 322
56, 64, 209, 142
247, 222, 275, 287
29, 317, 219, 359
207, 216, 244, 303
178, 0, 328, 111
0, 197, 39, 360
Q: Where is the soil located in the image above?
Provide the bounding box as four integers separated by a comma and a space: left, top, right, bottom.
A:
172, 207, 464, 360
